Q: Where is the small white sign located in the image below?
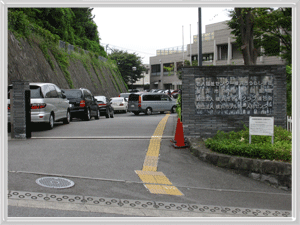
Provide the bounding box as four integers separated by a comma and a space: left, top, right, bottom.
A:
249, 117, 274, 144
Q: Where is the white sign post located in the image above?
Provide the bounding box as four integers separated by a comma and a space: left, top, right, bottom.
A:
249, 117, 274, 144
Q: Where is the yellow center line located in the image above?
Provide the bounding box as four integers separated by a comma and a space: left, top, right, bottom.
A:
135, 114, 183, 196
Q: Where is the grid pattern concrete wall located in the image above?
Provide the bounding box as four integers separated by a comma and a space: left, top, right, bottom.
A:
181, 65, 287, 138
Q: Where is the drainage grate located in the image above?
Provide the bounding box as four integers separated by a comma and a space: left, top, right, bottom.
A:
8, 190, 291, 217
36, 177, 74, 189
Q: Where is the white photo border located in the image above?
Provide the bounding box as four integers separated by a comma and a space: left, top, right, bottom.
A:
0, 0, 299, 224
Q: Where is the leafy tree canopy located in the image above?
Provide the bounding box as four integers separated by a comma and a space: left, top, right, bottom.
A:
227, 7, 291, 65
8, 8, 107, 57
109, 50, 146, 85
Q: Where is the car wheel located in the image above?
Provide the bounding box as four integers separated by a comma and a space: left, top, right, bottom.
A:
105, 110, 109, 118
63, 110, 70, 124
134, 112, 139, 116
171, 106, 176, 113
95, 110, 100, 120
145, 107, 152, 115
85, 108, 91, 121
48, 113, 54, 130
110, 110, 114, 118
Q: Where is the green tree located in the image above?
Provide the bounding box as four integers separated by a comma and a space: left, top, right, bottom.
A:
8, 8, 107, 57
227, 8, 260, 65
227, 7, 291, 65
109, 50, 146, 85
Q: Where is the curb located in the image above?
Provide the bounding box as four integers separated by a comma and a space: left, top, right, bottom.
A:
186, 138, 291, 191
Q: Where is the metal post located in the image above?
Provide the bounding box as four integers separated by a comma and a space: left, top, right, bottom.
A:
132, 67, 136, 91
198, 8, 202, 66
190, 24, 192, 65
182, 26, 184, 66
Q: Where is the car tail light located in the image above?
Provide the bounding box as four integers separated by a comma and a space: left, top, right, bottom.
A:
31, 103, 47, 109
120, 103, 124, 106
80, 100, 85, 107
8, 104, 10, 110
138, 96, 141, 108
98, 103, 106, 106
118, 95, 120, 97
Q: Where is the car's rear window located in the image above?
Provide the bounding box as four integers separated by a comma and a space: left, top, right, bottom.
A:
95, 96, 106, 102
120, 93, 130, 98
30, 86, 43, 98
7, 85, 43, 99
128, 94, 139, 101
64, 90, 82, 98
111, 98, 123, 102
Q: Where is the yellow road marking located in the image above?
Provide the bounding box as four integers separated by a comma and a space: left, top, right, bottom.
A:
135, 114, 183, 196
145, 184, 183, 196
135, 170, 172, 185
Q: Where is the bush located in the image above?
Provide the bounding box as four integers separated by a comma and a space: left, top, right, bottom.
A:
176, 94, 181, 119
205, 125, 292, 163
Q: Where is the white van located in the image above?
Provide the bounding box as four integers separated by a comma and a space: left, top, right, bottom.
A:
8, 83, 70, 129
128, 93, 177, 115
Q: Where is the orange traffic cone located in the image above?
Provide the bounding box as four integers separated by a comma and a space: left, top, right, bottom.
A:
175, 120, 185, 147
173, 118, 181, 143
171, 118, 189, 149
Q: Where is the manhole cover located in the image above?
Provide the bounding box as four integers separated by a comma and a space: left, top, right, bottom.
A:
36, 177, 74, 189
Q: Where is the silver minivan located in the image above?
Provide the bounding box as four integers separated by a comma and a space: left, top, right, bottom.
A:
128, 93, 177, 115
8, 83, 71, 129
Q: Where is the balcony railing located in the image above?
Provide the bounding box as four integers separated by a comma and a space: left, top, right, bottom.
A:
156, 46, 187, 56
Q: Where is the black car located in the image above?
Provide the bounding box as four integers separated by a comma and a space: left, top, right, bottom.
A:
63, 88, 100, 121
94, 95, 114, 118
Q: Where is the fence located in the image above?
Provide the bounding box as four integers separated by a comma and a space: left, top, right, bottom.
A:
287, 116, 292, 132
59, 40, 107, 62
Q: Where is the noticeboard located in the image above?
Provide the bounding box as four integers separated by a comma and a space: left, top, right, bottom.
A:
249, 116, 274, 144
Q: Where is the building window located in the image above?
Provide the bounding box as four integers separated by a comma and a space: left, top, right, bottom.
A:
202, 53, 214, 62
163, 63, 174, 75
163, 63, 174, 71
218, 45, 228, 60
151, 64, 161, 76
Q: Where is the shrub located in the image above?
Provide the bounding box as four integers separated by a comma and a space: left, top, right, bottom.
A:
205, 125, 292, 163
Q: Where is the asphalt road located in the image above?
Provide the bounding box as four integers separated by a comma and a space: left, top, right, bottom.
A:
7, 111, 292, 219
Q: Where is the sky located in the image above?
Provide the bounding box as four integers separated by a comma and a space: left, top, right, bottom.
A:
92, 7, 232, 64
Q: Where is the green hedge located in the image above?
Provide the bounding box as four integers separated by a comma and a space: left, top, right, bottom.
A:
204, 125, 292, 163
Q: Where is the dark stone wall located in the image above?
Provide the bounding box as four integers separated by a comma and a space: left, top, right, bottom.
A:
181, 65, 286, 138
8, 31, 127, 98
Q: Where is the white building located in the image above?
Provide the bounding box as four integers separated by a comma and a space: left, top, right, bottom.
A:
150, 21, 285, 90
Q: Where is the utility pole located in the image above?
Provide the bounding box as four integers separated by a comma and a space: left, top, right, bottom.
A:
198, 8, 202, 66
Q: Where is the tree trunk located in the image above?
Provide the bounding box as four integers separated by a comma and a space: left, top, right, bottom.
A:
235, 8, 258, 65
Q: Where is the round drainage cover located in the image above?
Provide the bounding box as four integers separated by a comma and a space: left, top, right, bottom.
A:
36, 177, 74, 189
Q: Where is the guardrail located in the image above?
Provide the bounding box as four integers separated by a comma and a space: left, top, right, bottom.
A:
287, 116, 292, 132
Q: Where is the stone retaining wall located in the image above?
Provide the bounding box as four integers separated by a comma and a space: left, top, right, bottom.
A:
187, 138, 291, 191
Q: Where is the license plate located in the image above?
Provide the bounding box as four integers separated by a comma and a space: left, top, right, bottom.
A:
131, 105, 135, 107
69, 104, 74, 108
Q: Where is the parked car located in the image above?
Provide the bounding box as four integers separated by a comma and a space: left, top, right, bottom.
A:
7, 82, 70, 130
118, 93, 131, 101
128, 89, 140, 93
94, 95, 114, 118
62, 88, 100, 121
111, 97, 128, 113
128, 93, 177, 115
